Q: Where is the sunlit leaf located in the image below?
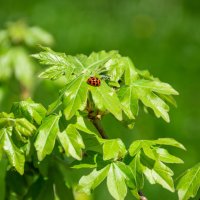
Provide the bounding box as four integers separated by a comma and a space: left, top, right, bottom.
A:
118, 86, 138, 119
90, 81, 122, 120
101, 138, 127, 160
63, 76, 88, 120
39, 65, 74, 80
34, 114, 60, 161
177, 162, 200, 200
155, 148, 183, 164
134, 87, 170, 122
132, 79, 178, 95
77, 165, 110, 194
58, 124, 85, 160
32, 46, 68, 66
14, 118, 36, 137
75, 115, 99, 135
107, 163, 127, 200
2, 128, 25, 175
11, 98, 47, 125
129, 140, 143, 156
141, 159, 174, 192
129, 153, 144, 189
85, 50, 118, 72
153, 138, 186, 150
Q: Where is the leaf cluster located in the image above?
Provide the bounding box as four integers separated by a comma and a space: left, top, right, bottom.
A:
0, 47, 197, 200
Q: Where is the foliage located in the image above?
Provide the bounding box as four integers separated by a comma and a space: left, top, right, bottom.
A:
0, 21, 54, 109
176, 162, 200, 200
0, 47, 197, 200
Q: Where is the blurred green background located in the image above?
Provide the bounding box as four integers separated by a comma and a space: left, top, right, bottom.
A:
0, 0, 200, 199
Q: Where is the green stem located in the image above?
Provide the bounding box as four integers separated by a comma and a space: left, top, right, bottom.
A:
92, 118, 107, 139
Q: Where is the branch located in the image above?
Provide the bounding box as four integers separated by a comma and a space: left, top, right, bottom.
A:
86, 99, 107, 139
92, 117, 107, 139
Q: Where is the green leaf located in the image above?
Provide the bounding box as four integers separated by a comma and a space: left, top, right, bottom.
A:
141, 159, 174, 192
77, 165, 110, 194
129, 140, 143, 157
115, 161, 136, 189
75, 115, 99, 136
118, 86, 138, 119
0, 50, 13, 81
155, 148, 183, 164
90, 81, 122, 120
132, 79, 179, 95
85, 50, 118, 72
107, 163, 127, 200
158, 94, 177, 107
38, 65, 74, 80
58, 124, 85, 160
101, 139, 127, 160
11, 98, 47, 125
34, 114, 60, 161
47, 98, 62, 115
134, 87, 170, 122
177, 162, 200, 200
63, 76, 88, 120
129, 153, 144, 189
14, 118, 36, 136
26, 26, 54, 46
1, 128, 25, 175
0, 112, 15, 128
32, 46, 69, 66
154, 138, 186, 150
12, 47, 34, 87
105, 56, 138, 85
0, 111, 36, 140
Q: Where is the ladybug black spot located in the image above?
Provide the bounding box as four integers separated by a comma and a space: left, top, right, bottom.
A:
87, 76, 101, 87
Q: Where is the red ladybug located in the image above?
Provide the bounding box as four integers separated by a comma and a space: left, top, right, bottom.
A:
87, 76, 101, 87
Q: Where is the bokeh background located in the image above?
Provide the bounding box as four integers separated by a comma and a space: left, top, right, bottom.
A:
0, 0, 200, 199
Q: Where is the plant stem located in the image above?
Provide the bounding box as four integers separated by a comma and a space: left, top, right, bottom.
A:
92, 118, 107, 139
87, 98, 108, 139
138, 190, 148, 200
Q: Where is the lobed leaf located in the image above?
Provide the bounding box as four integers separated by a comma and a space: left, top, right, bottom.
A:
77, 165, 110, 194
1, 128, 25, 174
177, 162, 200, 200
141, 160, 175, 192
107, 163, 127, 200
134, 87, 170, 122
63, 76, 88, 120
118, 86, 138, 120
132, 79, 179, 95
32, 46, 68, 66
101, 138, 127, 161
155, 148, 183, 164
34, 114, 60, 161
90, 81, 122, 120
11, 98, 47, 125
14, 118, 36, 136
129, 153, 144, 189
153, 138, 186, 150
58, 124, 85, 160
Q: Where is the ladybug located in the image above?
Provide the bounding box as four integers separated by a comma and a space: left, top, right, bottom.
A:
87, 76, 101, 87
